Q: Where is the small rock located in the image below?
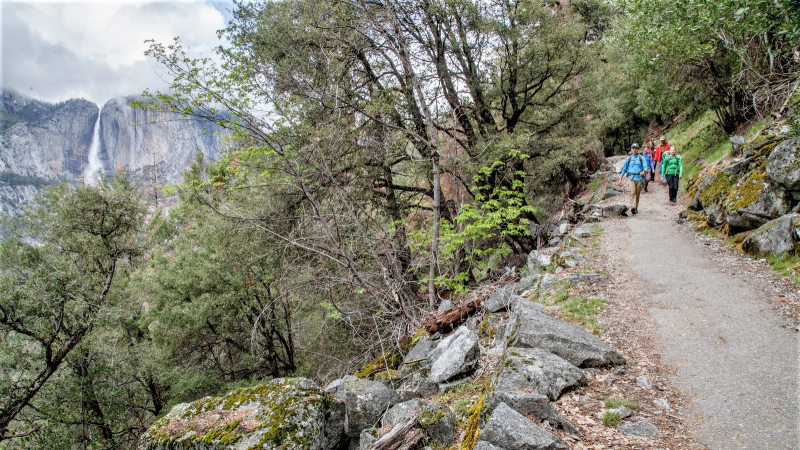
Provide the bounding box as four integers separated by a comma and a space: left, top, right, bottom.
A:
485, 284, 521, 313
360, 427, 379, 450
403, 338, 436, 366
613, 368, 626, 376
609, 405, 632, 419
563, 273, 605, 285
635, 376, 652, 390
479, 403, 569, 450
396, 373, 439, 400
618, 419, 659, 437
427, 327, 480, 383
437, 300, 454, 315
382, 399, 455, 446
558, 223, 570, 236
473, 442, 504, 450
538, 274, 559, 293
603, 378, 614, 386
528, 250, 553, 272
572, 225, 595, 239
730, 135, 746, 154
653, 398, 672, 411
518, 274, 542, 294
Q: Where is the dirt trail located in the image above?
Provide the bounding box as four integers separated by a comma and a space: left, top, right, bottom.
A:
599, 176, 799, 449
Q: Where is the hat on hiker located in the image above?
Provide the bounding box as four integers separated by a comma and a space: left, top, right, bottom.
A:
631, 143, 640, 148
660, 136, 666, 141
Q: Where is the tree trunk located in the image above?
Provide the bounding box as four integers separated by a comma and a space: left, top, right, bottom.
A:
428, 151, 441, 309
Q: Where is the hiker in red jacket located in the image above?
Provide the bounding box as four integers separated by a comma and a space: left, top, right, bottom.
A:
655, 136, 670, 183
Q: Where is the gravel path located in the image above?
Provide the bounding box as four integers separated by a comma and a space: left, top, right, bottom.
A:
602, 179, 799, 449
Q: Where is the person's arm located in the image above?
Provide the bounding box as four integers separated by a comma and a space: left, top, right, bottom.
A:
619, 157, 629, 184
678, 155, 683, 177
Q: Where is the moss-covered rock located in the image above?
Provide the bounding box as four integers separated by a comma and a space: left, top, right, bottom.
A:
723, 161, 790, 231
381, 399, 456, 446
691, 166, 737, 213
766, 137, 800, 194
742, 134, 781, 159
138, 378, 346, 450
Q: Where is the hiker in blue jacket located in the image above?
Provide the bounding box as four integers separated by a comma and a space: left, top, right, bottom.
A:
618, 143, 648, 214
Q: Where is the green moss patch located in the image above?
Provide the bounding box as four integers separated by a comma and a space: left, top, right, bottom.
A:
354, 350, 404, 379
724, 161, 768, 212
690, 166, 736, 209
142, 378, 332, 450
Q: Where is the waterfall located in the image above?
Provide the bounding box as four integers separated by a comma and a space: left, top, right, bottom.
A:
84, 107, 103, 185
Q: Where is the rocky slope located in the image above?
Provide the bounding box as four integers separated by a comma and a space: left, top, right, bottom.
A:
0, 91, 228, 215
137, 215, 640, 450
684, 112, 800, 257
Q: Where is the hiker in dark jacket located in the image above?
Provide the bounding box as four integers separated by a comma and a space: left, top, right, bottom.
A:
618, 143, 648, 214
642, 147, 655, 192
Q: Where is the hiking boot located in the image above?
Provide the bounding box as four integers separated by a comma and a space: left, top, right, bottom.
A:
631, 208, 638, 214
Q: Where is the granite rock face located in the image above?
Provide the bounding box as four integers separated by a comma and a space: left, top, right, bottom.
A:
766, 138, 800, 193
510, 301, 625, 368
0, 91, 97, 214
477, 402, 568, 450
742, 213, 800, 256
98, 97, 228, 184
427, 326, 480, 383
0, 91, 228, 215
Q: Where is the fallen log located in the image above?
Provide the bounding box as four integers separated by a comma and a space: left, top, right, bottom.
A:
423, 275, 516, 334
370, 417, 425, 450
423, 299, 482, 334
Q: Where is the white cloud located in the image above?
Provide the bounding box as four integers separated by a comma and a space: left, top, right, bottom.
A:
1, 0, 232, 105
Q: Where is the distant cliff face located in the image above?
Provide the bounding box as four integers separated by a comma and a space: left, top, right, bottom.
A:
1, 91, 98, 180
0, 91, 228, 215
97, 97, 226, 183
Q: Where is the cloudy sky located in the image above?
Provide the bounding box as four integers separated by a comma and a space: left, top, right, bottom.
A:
1, 0, 234, 106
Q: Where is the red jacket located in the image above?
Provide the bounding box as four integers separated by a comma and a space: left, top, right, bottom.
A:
654, 142, 669, 162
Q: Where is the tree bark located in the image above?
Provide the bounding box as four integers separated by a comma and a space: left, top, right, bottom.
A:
423, 297, 482, 334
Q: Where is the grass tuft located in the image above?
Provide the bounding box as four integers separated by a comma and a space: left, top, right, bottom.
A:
604, 396, 637, 409
602, 411, 622, 427
539, 282, 606, 332
766, 253, 800, 282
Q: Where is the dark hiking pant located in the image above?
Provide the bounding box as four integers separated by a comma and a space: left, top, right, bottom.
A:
666, 174, 679, 202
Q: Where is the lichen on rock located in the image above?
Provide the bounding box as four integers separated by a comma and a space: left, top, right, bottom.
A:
723, 161, 790, 231
138, 377, 345, 450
